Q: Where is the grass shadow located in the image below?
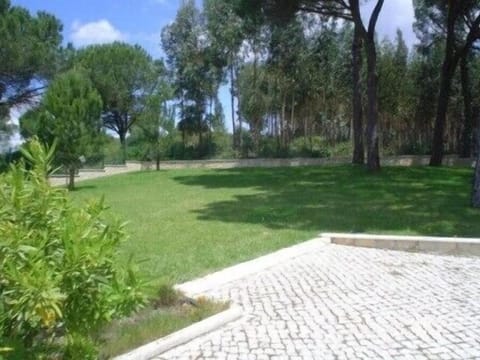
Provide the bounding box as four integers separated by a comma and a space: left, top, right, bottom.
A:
172, 165, 480, 237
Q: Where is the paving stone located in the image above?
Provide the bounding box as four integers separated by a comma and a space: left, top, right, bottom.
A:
154, 244, 480, 359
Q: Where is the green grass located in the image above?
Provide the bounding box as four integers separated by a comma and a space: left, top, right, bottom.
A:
98, 297, 227, 359
71, 165, 480, 288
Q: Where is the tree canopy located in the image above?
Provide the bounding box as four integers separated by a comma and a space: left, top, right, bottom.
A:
38, 69, 103, 189
0, 0, 62, 118
75, 42, 159, 161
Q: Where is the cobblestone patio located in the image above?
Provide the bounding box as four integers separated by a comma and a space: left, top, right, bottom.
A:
156, 243, 480, 360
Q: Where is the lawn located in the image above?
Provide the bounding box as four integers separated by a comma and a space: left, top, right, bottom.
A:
71, 165, 480, 288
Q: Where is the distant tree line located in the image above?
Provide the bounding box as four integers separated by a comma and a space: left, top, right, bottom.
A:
1, 0, 480, 203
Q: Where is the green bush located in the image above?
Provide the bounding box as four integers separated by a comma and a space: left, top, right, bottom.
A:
0, 139, 146, 358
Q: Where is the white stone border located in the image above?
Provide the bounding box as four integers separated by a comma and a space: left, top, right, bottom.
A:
112, 232, 480, 359
176, 237, 330, 297
322, 232, 480, 256
113, 305, 242, 360
112, 237, 329, 360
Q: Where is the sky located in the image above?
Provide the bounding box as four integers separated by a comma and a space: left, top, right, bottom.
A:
13, 0, 417, 54
6, 0, 417, 147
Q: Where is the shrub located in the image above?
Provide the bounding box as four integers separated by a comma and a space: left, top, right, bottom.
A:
0, 139, 146, 358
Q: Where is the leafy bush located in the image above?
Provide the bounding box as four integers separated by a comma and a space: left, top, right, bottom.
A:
0, 139, 146, 358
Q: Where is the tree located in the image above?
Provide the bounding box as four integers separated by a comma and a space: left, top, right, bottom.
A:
473, 128, 480, 207
162, 0, 225, 157
135, 75, 176, 170
348, 0, 384, 171
204, 0, 244, 149
233, 0, 384, 169
237, 63, 270, 152
351, 24, 364, 164
40, 69, 103, 190
0, 0, 62, 119
76, 42, 158, 162
414, 0, 480, 165
377, 31, 409, 150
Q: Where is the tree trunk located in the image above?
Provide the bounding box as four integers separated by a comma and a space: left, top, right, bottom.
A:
349, 0, 383, 171
473, 128, 480, 207
430, 4, 460, 166
229, 61, 236, 149
198, 116, 203, 149
237, 64, 242, 153
430, 56, 457, 165
352, 26, 364, 165
460, 55, 473, 158
119, 132, 127, 164
365, 38, 380, 171
68, 166, 75, 191
281, 94, 287, 150
289, 94, 295, 148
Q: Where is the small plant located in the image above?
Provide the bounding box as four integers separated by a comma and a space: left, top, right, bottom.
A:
0, 138, 147, 358
155, 284, 180, 307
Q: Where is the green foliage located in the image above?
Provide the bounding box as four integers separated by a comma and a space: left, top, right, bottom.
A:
162, 0, 224, 152
0, 139, 146, 358
132, 74, 176, 168
36, 69, 103, 189
75, 42, 159, 161
0, 0, 62, 118
63, 333, 97, 360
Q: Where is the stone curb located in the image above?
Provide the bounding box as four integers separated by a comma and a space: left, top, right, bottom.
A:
112, 305, 242, 360
113, 238, 329, 360
176, 237, 330, 297
322, 232, 480, 256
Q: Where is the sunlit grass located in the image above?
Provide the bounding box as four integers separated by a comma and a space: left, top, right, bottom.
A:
71, 165, 480, 289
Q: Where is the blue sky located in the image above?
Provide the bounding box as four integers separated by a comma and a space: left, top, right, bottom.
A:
6, 0, 417, 145
12, 0, 185, 58
13, 0, 417, 58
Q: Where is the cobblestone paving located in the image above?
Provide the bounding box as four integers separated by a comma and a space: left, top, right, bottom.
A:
156, 244, 480, 360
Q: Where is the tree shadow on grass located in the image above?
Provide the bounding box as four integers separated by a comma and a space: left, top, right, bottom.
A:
172, 165, 480, 237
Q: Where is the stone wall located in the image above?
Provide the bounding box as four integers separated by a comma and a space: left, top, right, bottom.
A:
142, 155, 475, 170
49, 155, 476, 186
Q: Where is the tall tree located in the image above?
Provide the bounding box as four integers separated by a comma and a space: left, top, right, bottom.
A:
460, 52, 474, 158
414, 0, 480, 165
378, 30, 409, 150
204, 0, 244, 149
38, 69, 102, 190
134, 65, 175, 170
234, 0, 384, 169
76, 42, 158, 162
237, 62, 270, 152
351, 25, 364, 164
162, 0, 224, 156
0, 0, 62, 118
349, 0, 384, 171
473, 130, 480, 207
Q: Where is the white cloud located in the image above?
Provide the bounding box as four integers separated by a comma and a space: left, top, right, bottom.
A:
70, 19, 127, 47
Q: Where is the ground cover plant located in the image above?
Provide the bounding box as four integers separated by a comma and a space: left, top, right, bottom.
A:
71, 165, 480, 289
98, 287, 227, 359
0, 140, 146, 359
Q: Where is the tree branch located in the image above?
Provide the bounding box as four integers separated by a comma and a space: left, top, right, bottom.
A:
368, 0, 384, 37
